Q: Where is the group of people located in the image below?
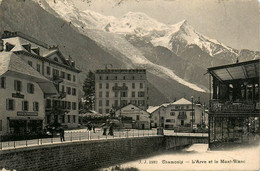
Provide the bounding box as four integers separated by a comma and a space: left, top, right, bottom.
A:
102, 122, 114, 136
57, 122, 115, 142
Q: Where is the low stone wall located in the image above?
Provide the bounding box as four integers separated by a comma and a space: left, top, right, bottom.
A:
0, 136, 165, 171
0, 136, 208, 171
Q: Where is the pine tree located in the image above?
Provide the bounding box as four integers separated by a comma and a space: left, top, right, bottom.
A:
82, 70, 95, 112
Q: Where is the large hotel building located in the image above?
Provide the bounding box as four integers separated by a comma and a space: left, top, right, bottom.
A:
0, 31, 81, 135
95, 69, 148, 114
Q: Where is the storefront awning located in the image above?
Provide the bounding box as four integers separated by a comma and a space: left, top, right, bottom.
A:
208, 59, 259, 82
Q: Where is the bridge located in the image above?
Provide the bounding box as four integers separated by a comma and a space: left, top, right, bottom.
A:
0, 129, 208, 171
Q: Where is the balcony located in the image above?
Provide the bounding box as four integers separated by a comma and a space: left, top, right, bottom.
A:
112, 85, 128, 91
177, 113, 187, 119
209, 100, 259, 114
58, 91, 66, 99
52, 75, 63, 84
45, 107, 70, 115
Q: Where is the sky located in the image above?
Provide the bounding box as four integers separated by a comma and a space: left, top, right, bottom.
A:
73, 0, 260, 51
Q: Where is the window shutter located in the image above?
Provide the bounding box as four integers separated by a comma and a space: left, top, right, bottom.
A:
6, 99, 9, 110
14, 80, 17, 91
22, 101, 24, 111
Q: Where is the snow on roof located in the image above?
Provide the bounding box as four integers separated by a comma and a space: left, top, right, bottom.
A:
0, 52, 49, 81
147, 106, 160, 113
173, 98, 192, 105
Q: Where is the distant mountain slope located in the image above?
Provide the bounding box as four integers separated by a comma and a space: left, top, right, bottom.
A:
36, 0, 206, 91
3, 0, 259, 105
0, 0, 168, 105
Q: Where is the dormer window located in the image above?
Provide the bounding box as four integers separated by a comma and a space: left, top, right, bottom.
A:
54, 57, 58, 62
32, 47, 40, 55
5, 43, 14, 51
22, 44, 31, 53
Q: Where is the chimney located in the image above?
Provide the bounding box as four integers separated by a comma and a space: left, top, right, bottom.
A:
71, 61, 75, 67
66, 59, 71, 65
0, 39, 3, 52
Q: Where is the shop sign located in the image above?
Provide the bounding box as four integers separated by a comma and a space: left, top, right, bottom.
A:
12, 92, 24, 99
17, 112, 38, 116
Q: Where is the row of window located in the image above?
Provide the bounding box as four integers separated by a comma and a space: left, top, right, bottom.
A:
98, 99, 145, 107
6, 99, 39, 111
99, 82, 144, 89
27, 60, 76, 82
99, 75, 144, 80
46, 99, 77, 110
51, 68, 76, 82
1, 78, 35, 94
1, 77, 77, 96
47, 115, 77, 124
60, 85, 77, 96
171, 105, 190, 110
98, 91, 145, 98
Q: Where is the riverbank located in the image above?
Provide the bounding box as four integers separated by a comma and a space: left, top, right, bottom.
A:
100, 143, 260, 171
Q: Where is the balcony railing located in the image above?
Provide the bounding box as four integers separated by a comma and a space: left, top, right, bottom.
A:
58, 91, 66, 99
52, 75, 63, 84
209, 100, 259, 113
177, 113, 187, 119
112, 85, 128, 91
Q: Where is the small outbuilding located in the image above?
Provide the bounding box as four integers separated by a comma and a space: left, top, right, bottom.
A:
115, 104, 151, 129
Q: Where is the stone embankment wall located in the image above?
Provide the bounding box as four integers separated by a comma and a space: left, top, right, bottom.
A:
165, 136, 208, 150
0, 136, 207, 171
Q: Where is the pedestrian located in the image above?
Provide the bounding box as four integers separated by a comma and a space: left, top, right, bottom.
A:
92, 124, 96, 133
102, 123, 107, 135
59, 127, 65, 142
87, 122, 92, 131
108, 123, 114, 136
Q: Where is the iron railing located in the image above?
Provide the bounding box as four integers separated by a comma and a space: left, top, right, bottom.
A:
209, 100, 258, 113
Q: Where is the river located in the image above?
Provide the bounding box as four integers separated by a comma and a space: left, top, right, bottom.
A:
99, 143, 260, 171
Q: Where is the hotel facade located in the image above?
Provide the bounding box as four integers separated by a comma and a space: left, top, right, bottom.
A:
94, 69, 148, 114
0, 31, 81, 135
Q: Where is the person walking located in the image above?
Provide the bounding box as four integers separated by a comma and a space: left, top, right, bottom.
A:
102, 123, 107, 135
108, 123, 114, 136
92, 124, 96, 133
59, 127, 65, 142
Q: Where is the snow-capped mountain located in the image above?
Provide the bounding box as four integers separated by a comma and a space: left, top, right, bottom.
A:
39, 0, 260, 63
35, 0, 207, 92
6, 0, 258, 104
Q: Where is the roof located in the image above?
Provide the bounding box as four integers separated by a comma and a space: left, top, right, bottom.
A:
1, 31, 81, 73
115, 103, 148, 113
2, 31, 49, 48
0, 52, 58, 94
208, 59, 259, 82
147, 106, 160, 113
148, 98, 193, 114
173, 98, 192, 105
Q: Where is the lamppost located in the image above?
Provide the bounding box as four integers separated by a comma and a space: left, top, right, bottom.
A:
158, 106, 161, 128
191, 96, 194, 131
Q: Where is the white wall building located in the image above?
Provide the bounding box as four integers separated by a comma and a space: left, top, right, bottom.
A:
149, 98, 205, 129
0, 31, 81, 134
